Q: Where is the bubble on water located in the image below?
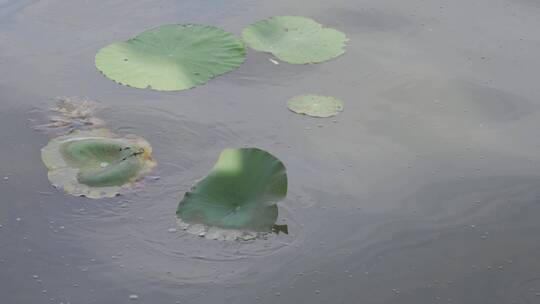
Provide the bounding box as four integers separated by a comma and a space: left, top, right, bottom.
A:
129, 294, 139, 300
16, 217, 21, 222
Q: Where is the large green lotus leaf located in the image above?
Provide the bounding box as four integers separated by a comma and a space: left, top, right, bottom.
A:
287, 94, 344, 117
41, 129, 156, 198
177, 148, 287, 232
241, 16, 348, 64
95, 24, 246, 91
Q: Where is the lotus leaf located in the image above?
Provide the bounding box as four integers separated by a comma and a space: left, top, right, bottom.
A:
241, 16, 348, 64
177, 148, 287, 232
41, 129, 156, 198
95, 24, 246, 91
287, 94, 344, 117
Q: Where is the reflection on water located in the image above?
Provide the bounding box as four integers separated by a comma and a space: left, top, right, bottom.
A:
31, 96, 106, 135
0, 0, 34, 24
1, 0, 540, 303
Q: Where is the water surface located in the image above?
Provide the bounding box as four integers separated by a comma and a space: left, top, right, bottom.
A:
1, 0, 540, 303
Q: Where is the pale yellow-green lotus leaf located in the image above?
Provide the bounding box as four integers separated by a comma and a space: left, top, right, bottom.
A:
242, 16, 348, 64
287, 94, 344, 117
41, 129, 156, 198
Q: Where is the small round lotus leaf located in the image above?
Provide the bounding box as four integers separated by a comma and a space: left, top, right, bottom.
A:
177, 148, 287, 232
41, 129, 156, 198
95, 24, 246, 91
241, 16, 348, 64
287, 94, 344, 117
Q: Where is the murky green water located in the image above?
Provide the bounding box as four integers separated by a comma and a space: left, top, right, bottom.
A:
2, 0, 540, 303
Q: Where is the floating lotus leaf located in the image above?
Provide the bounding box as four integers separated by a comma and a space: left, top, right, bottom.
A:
41, 129, 156, 198
287, 94, 344, 117
95, 24, 246, 91
241, 16, 348, 64
177, 148, 287, 232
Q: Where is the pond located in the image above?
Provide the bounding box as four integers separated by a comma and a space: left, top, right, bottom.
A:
1, 0, 540, 303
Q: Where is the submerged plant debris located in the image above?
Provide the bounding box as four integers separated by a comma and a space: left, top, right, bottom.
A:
41, 129, 156, 198
242, 16, 348, 64
95, 24, 246, 91
287, 94, 344, 117
32, 97, 105, 134
177, 148, 287, 239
